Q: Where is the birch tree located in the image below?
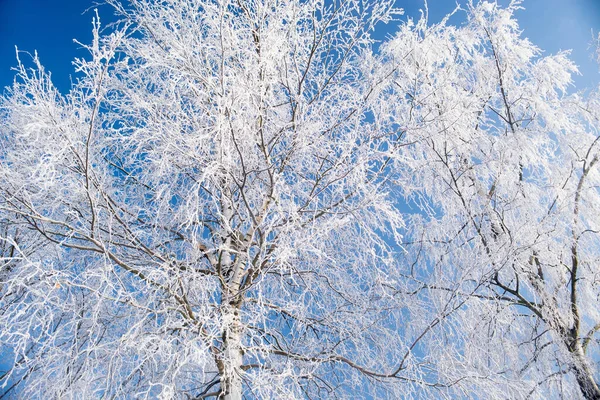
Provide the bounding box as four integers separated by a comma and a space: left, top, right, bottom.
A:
380, 2, 600, 398
0, 0, 417, 398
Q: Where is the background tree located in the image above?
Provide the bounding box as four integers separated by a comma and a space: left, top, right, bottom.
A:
380, 2, 600, 398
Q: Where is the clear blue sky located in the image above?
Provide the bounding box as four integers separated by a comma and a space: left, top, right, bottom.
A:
0, 0, 600, 93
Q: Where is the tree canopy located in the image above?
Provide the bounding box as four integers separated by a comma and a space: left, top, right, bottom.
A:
1, 1, 600, 399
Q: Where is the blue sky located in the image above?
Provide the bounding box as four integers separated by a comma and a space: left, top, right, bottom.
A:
0, 0, 600, 93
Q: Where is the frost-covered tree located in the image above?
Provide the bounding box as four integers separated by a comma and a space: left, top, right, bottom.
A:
2, 0, 600, 399
379, 2, 600, 399
0, 0, 414, 398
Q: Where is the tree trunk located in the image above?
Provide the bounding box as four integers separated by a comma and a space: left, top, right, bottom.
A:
570, 343, 600, 400
220, 308, 243, 400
